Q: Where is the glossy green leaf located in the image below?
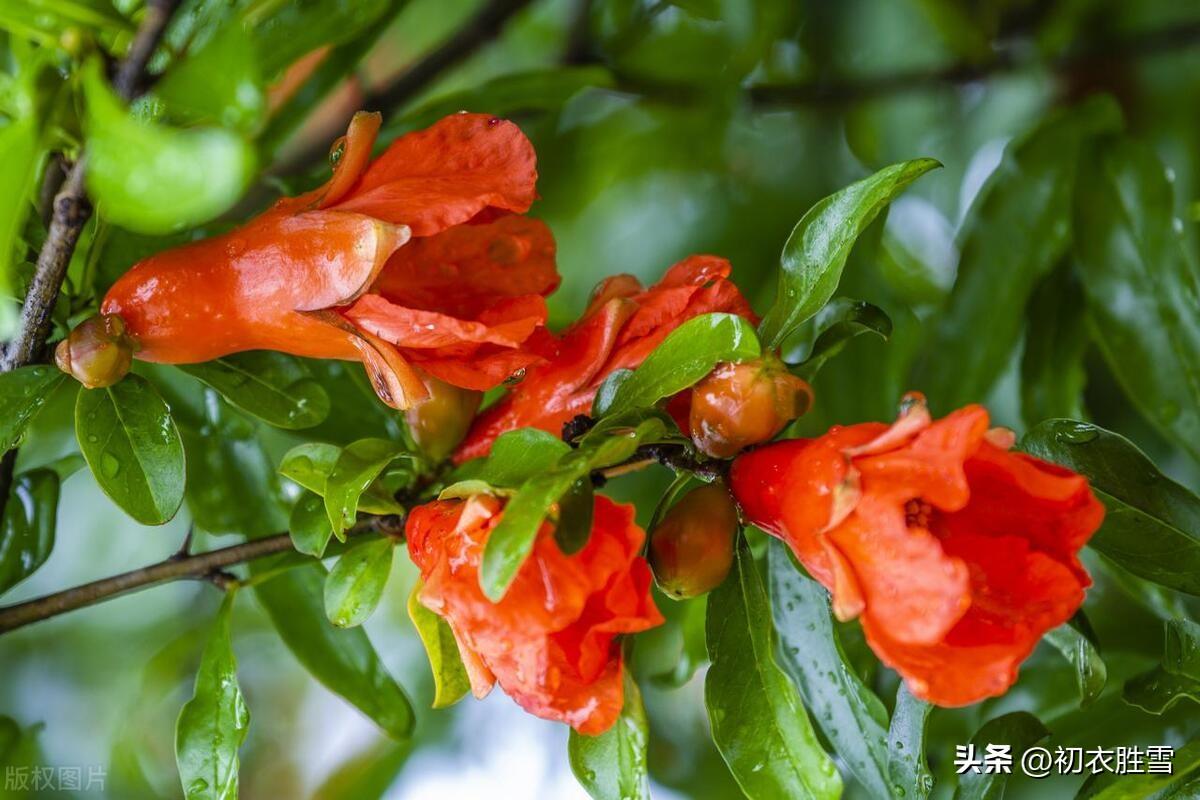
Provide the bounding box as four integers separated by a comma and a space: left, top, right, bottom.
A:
251, 561, 414, 739
791, 298, 892, 381
604, 313, 761, 417
324, 539, 393, 628
407, 579, 471, 709
913, 98, 1121, 408
0, 366, 65, 452
1021, 264, 1088, 426
888, 685, 934, 800
324, 439, 410, 538
1123, 667, 1200, 714
83, 60, 256, 235
290, 491, 333, 558
1073, 136, 1200, 462
1164, 619, 1200, 677
175, 592, 249, 800
705, 540, 841, 800
153, 22, 264, 132
758, 157, 940, 348
555, 478, 594, 555
1021, 419, 1200, 595
243, 0, 392, 77
76, 374, 186, 525
568, 671, 650, 800
1045, 612, 1107, 707
0, 469, 59, 595
475, 429, 571, 488
768, 540, 891, 798
954, 712, 1048, 800
179, 353, 330, 430
1076, 740, 1200, 799
279, 442, 401, 516
480, 418, 664, 601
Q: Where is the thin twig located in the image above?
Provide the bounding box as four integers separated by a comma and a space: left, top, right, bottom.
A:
278, 0, 535, 175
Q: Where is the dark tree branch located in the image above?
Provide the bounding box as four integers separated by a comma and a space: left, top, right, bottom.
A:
279, 0, 535, 175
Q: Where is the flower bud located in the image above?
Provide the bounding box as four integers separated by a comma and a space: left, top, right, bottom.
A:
649, 483, 738, 599
405, 375, 483, 460
55, 313, 135, 389
688, 355, 812, 458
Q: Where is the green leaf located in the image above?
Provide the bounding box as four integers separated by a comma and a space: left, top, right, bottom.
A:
407, 579, 471, 709
1164, 619, 1200, 677
604, 313, 761, 417
758, 157, 940, 348
0, 366, 65, 452
705, 540, 841, 800
324, 439, 411, 538
475, 428, 571, 488
76, 374, 186, 525
913, 98, 1121, 407
647, 593, 708, 688
767, 540, 891, 798
0, 0, 132, 43
568, 671, 650, 800
953, 712, 1048, 800
1073, 136, 1200, 463
1021, 419, 1200, 595
175, 592, 249, 800
290, 491, 333, 558
555, 478, 594, 555
1021, 264, 1088, 426
279, 442, 403, 517
887, 685, 934, 800
179, 353, 330, 430
324, 539, 394, 628
153, 22, 264, 132
791, 298, 892, 381
0, 470, 59, 595
1045, 612, 1107, 707
1122, 667, 1200, 714
83, 59, 256, 235
251, 561, 414, 739
243, 0, 392, 77
1076, 740, 1200, 799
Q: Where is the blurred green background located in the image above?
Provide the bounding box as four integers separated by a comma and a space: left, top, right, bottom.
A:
4, 0, 1200, 797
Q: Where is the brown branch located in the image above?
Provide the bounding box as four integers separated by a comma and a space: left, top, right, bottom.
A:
278, 0, 535, 175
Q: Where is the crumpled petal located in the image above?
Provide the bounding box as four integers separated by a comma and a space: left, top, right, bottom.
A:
343, 294, 547, 349
331, 114, 538, 237
405, 494, 662, 734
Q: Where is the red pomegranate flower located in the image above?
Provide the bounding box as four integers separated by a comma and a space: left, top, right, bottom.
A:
406, 493, 663, 734
453, 254, 756, 462
729, 395, 1105, 706
77, 112, 558, 408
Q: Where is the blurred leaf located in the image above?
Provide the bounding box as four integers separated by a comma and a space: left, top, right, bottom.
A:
1022, 420, 1200, 595
953, 712, 1048, 800
243, 0, 392, 78
0, 0, 132, 44
913, 98, 1121, 408
175, 592, 248, 800
555, 477, 594, 555
1165, 619, 1200, 676
474, 428, 571, 488
0, 365, 65, 451
279, 441, 404, 516
705, 539, 841, 800
791, 298, 892, 381
83, 59, 256, 235
1073, 136, 1200, 463
888, 685, 934, 800
153, 22, 264, 132
311, 739, 411, 800
1076, 739, 1200, 799
324, 538, 393, 628
1123, 667, 1200, 714
768, 540, 891, 798
407, 579, 470, 709
568, 671, 650, 800
480, 417, 664, 601
251, 560, 414, 739
323, 438, 410, 538
0, 469, 58, 595
75, 374, 186, 525
758, 158, 939, 349
179, 353, 330, 430
289, 491, 332, 558
1021, 264, 1087, 426
601, 313, 760, 417
1045, 612, 1107, 707
648, 593, 707, 687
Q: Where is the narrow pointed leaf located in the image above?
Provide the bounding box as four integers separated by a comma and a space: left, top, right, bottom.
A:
888, 685, 934, 800
323, 439, 410, 537
569, 671, 651, 800
1045, 613, 1107, 707
180, 353, 330, 430
407, 580, 471, 709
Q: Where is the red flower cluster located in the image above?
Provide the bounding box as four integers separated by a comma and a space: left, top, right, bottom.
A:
406, 493, 662, 734
454, 255, 756, 462
730, 396, 1105, 706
